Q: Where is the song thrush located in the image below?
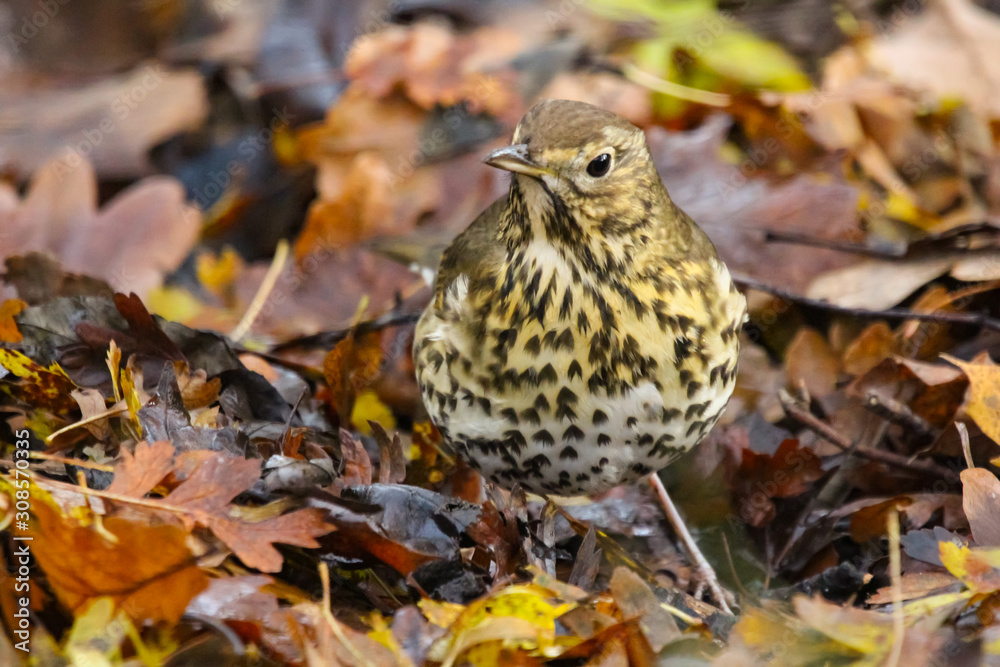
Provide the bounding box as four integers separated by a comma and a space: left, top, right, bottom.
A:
413, 99, 746, 610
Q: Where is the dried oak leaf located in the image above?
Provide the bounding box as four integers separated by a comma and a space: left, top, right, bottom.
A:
26, 483, 208, 624
107, 441, 333, 573
734, 439, 824, 527
312, 484, 480, 576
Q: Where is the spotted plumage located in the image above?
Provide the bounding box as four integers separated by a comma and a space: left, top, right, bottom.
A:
414, 99, 746, 495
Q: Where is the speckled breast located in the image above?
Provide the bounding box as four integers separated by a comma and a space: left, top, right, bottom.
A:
414, 248, 745, 496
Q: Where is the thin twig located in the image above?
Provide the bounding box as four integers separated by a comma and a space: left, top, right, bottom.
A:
762, 230, 905, 258
734, 274, 1000, 332
862, 390, 935, 439
267, 310, 423, 353
230, 238, 290, 344
623, 63, 732, 107
886, 508, 904, 667
44, 406, 129, 445
318, 563, 376, 667
27, 452, 115, 472
779, 391, 958, 480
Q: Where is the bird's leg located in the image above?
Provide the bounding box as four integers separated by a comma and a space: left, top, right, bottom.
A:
648, 474, 734, 616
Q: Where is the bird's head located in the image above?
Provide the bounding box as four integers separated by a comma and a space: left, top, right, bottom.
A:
486, 99, 673, 257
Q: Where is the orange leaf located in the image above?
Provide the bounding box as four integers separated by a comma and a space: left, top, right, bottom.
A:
27, 486, 207, 624
0, 299, 26, 343
106, 440, 177, 498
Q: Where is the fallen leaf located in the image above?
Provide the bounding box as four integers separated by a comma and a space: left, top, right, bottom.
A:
24, 482, 208, 624
734, 439, 824, 527
0, 157, 200, 297
785, 329, 840, 399
870, 0, 1000, 118
337, 428, 374, 487
807, 255, 954, 310
0, 348, 79, 415
346, 22, 521, 118
867, 571, 960, 604
105, 440, 177, 497
962, 468, 1000, 547
944, 353, 1000, 447
842, 322, 898, 376
0, 299, 26, 342
108, 444, 333, 573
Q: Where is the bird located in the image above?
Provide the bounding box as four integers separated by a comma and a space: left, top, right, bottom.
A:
412, 99, 746, 611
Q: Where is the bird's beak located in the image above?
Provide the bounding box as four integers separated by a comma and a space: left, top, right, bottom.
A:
484, 144, 551, 178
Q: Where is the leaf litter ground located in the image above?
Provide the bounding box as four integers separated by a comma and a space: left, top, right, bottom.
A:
6, 1, 1000, 665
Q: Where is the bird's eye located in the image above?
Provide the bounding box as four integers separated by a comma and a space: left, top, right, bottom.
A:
586, 153, 612, 177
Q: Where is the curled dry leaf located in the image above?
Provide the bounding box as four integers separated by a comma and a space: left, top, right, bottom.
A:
107, 441, 333, 572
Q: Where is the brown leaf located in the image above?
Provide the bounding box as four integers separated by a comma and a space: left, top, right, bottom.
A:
208, 507, 332, 573
0, 157, 200, 297
848, 497, 914, 543
961, 468, 1000, 547
106, 440, 177, 497
174, 361, 222, 410
109, 446, 333, 573
608, 568, 680, 652
346, 22, 520, 118
870, 0, 1000, 118
370, 421, 407, 485
166, 454, 262, 518
337, 428, 373, 487
807, 256, 954, 310
842, 322, 898, 376
867, 571, 959, 604
29, 488, 208, 624
647, 116, 860, 293
323, 330, 383, 422
466, 499, 522, 578
735, 439, 824, 527
785, 328, 840, 399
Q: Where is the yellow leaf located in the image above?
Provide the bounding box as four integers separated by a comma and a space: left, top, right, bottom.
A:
352, 390, 395, 435
419, 599, 465, 628
145, 285, 203, 324
196, 247, 244, 299
940, 541, 970, 580
943, 353, 1000, 446
0, 349, 78, 414
106, 341, 122, 404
